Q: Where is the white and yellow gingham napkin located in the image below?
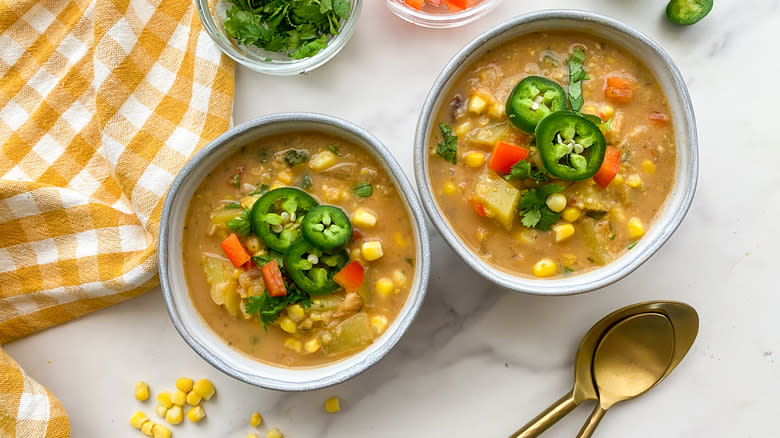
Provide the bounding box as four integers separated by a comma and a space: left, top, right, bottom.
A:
0, 0, 234, 435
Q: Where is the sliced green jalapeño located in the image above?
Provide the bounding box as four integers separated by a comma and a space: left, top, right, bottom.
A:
301, 205, 352, 251
535, 111, 607, 181
250, 187, 319, 253
284, 241, 349, 295
506, 76, 567, 133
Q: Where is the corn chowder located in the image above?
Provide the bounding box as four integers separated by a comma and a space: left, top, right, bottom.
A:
427, 31, 676, 278
183, 132, 416, 367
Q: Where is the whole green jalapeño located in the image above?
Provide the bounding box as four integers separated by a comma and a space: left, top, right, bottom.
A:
250, 187, 319, 253
535, 111, 607, 181
506, 76, 567, 133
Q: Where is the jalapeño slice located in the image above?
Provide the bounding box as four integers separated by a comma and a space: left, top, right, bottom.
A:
301, 205, 352, 251
535, 111, 607, 181
250, 187, 318, 253
284, 241, 349, 295
506, 76, 567, 133
666, 0, 712, 25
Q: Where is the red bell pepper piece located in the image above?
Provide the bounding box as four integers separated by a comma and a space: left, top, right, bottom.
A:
260, 259, 287, 297
333, 261, 365, 293
220, 233, 251, 268
488, 141, 530, 174
405, 0, 425, 9
468, 195, 487, 217
593, 146, 621, 189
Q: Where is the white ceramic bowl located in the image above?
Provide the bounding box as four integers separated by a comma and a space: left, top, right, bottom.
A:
414, 10, 698, 295
159, 113, 430, 390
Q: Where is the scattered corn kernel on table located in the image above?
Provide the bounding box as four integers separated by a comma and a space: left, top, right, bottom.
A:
6, 0, 779, 436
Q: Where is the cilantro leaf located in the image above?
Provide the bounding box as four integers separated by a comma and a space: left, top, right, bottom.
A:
327, 145, 340, 155
283, 149, 310, 167
567, 48, 589, 113
517, 184, 564, 231
245, 286, 311, 329
298, 174, 312, 190
227, 207, 252, 237
250, 184, 270, 196
504, 161, 548, 182
354, 182, 373, 197
291, 36, 328, 60
224, 202, 242, 209
435, 123, 458, 165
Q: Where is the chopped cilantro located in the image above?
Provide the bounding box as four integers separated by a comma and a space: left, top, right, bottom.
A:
354, 182, 373, 198
224, 202, 242, 209
283, 149, 310, 167
245, 286, 310, 329
231, 172, 241, 188
517, 184, 563, 231
585, 210, 608, 220
250, 184, 270, 196
435, 123, 458, 165
227, 207, 252, 237
405, 257, 414, 266
567, 48, 589, 113
628, 241, 638, 250
327, 145, 340, 156
504, 161, 548, 182
564, 266, 574, 273
252, 252, 285, 269
298, 174, 312, 190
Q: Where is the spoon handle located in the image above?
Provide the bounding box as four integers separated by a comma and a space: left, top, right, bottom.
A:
576, 405, 607, 438
508, 391, 578, 438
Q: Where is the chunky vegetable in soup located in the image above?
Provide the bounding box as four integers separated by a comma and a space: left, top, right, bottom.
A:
183, 132, 416, 367
427, 32, 676, 278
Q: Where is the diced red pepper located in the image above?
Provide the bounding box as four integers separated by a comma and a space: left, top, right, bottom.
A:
220, 233, 251, 267
333, 261, 365, 293
405, 0, 425, 9
488, 141, 529, 174
468, 195, 487, 217
446, 0, 471, 9
593, 146, 621, 189
604, 77, 635, 104
648, 111, 668, 126
260, 259, 287, 297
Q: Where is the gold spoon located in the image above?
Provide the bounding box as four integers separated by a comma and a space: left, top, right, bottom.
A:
509, 301, 698, 438
575, 313, 674, 437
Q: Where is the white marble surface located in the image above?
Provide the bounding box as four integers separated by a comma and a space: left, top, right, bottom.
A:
6, 0, 780, 436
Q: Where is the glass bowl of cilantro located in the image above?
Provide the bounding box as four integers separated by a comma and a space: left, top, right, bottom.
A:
196, 0, 361, 75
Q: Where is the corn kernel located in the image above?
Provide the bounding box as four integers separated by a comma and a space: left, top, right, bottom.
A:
545, 193, 567, 213
641, 160, 656, 174
176, 377, 194, 393
371, 315, 389, 335
172, 389, 186, 406
141, 420, 155, 436
375, 277, 394, 298
392, 232, 408, 248
309, 151, 337, 171
186, 391, 202, 406
248, 434, 261, 438
349, 248, 362, 261
155, 404, 168, 418
628, 217, 645, 239
156, 391, 173, 409
468, 95, 487, 114
352, 208, 377, 228
287, 304, 305, 322
552, 223, 575, 242
193, 379, 215, 401
464, 152, 486, 168
152, 424, 171, 438
392, 269, 407, 287
304, 338, 321, 353
277, 169, 294, 185
267, 428, 283, 438
135, 381, 150, 401
284, 338, 302, 353
130, 412, 149, 429
610, 207, 626, 224
487, 103, 505, 120
611, 174, 624, 186
602, 104, 615, 118
443, 181, 457, 195
186, 406, 206, 423
582, 105, 598, 116
165, 405, 183, 425
562, 253, 577, 268
279, 316, 297, 334
561, 207, 582, 223
361, 241, 384, 261
245, 235, 262, 253
626, 174, 642, 188
250, 412, 263, 427
454, 121, 473, 137
533, 258, 557, 277
325, 397, 341, 413
517, 229, 536, 245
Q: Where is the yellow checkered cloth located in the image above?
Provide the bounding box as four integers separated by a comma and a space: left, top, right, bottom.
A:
0, 0, 234, 435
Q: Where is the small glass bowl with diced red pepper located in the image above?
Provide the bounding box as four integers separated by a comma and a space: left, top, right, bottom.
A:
385, 0, 504, 28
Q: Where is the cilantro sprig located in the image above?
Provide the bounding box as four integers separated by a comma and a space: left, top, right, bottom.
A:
227, 207, 252, 237
223, 0, 351, 60
435, 123, 458, 165
505, 161, 548, 182
567, 48, 589, 113
517, 184, 564, 231
245, 286, 311, 329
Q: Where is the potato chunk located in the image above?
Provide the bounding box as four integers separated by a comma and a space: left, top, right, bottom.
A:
473, 171, 521, 230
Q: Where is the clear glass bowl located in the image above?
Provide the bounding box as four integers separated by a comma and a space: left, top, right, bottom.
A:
385, 0, 503, 28
195, 0, 362, 75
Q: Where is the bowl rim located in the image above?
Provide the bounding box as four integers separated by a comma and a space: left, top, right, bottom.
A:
159, 113, 431, 390
194, 0, 362, 75
414, 9, 699, 296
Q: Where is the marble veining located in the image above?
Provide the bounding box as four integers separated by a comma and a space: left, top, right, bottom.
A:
6, 0, 780, 436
